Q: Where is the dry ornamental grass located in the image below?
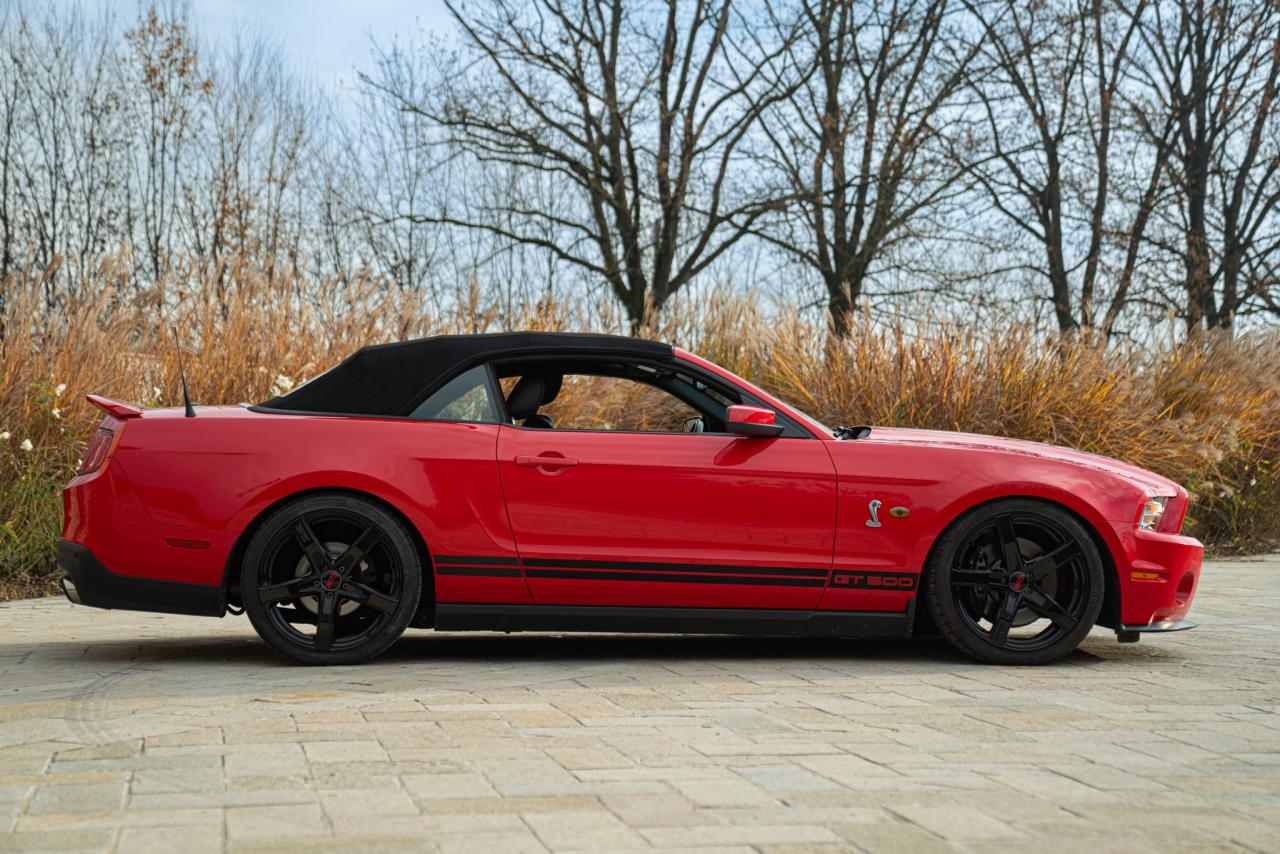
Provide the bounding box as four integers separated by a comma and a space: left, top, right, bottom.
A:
2, 254, 1278, 598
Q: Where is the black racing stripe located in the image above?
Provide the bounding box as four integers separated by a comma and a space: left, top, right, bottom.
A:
525, 569, 827, 587
435, 555, 521, 566
520, 558, 828, 578
436, 566, 524, 578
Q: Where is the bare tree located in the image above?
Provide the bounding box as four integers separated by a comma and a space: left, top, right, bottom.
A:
964, 0, 1170, 333
124, 5, 210, 282
0, 4, 131, 303
181, 26, 318, 303
1128, 0, 1280, 329
756, 0, 983, 337
340, 39, 450, 299
0, 3, 25, 283
5, 0, 1279, 341
365, 0, 800, 328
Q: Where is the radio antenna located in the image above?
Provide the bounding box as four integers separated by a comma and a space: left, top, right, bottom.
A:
172, 327, 197, 418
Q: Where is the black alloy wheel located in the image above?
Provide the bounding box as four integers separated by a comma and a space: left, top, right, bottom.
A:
924, 498, 1104, 665
242, 493, 422, 665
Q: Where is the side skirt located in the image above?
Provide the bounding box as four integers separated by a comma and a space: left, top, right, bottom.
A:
433, 602, 914, 639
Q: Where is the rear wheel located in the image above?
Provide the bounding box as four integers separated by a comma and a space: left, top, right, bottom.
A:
924, 499, 1104, 665
242, 493, 421, 665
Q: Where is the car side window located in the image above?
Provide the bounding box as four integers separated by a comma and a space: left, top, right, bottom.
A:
502, 373, 700, 432
409, 365, 500, 422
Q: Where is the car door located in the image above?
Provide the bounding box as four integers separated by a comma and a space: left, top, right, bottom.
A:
495, 371, 837, 609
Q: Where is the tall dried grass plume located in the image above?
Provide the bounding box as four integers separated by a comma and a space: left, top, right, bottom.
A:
2, 253, 1278, 597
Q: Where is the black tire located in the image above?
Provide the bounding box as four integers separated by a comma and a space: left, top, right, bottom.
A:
242, 493, 422, 665
924, 498, 1105, 665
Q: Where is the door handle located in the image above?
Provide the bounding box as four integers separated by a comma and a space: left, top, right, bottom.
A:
515, 454, 579, 469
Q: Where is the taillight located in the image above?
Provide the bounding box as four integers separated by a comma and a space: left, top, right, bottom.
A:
79, 428, 115, 475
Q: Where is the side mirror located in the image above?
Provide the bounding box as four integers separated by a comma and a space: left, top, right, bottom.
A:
725, 404, 784, 438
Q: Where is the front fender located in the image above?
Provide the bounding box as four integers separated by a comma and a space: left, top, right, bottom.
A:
906, 480, 1130, 577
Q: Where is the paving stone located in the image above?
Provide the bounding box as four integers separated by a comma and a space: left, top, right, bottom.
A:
226, 803, 327, 839
640, 823, 846, 847
317, 786, 419, 817
324, 811, 525, 838
25, 781, 124, 816
834, 820, 955, 853
0, 828, 117, 852
890, 803, 1028, 840
143, 728, 223, 748
129, 789, 314, 810
302, 741, 390, 764
795, 753, 901, 784
435, 830, 549, 853
116, 825, 224, 853
0, 557, 1275, 850
600, 792, 714, 828
543, 747, 631, 770
13, 806, 222, 832
403, 772, 500, 800
733, 763, 844, 793
224, 743, 308, 777
671, 776, 777, 807
0, 783, 30, 804
130, 766, 224, 795
474, 758, 577, 792
523, 809, 648, 849
52, 741, 140, 761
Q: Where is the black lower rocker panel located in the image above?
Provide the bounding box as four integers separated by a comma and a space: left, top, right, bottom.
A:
433, 603, 914, 639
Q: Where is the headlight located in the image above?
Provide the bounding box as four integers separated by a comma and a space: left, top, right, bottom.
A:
1139, 496, 1168, 531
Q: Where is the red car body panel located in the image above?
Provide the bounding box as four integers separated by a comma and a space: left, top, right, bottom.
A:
817, 429, 1199, 623
497, 424, 836, 609
60, 344, 1203, 635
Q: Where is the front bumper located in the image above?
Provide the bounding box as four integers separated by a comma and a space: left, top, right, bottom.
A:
1109, 524, 1203, 628
56, 539, 223, 617
1115, 617, 1196, 643
1120, 618, 1196, 632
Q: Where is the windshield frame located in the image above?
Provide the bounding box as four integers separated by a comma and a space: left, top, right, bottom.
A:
671, 348, 836, 440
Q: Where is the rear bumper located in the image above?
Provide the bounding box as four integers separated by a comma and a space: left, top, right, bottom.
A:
62, 460, 233, 587
56, 539, 223, 617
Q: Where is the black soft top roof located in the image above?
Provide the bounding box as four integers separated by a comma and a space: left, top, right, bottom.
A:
257, 331, 673, 416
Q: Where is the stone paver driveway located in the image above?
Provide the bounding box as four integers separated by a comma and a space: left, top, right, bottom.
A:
1, 556, 1278, 853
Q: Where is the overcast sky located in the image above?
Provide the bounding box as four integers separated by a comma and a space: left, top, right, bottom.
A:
54, 0, 456, 90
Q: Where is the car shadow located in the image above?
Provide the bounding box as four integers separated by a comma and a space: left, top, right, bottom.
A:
0, 629, 1186, 716
23, 628, 1163, 671
384, 631, 963, 664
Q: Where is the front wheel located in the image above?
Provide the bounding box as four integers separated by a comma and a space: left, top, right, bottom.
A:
242, 493, 422, 665
924, 499, 1105, 665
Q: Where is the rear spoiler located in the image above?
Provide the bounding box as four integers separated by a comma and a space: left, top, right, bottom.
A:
85, 394, 143, 419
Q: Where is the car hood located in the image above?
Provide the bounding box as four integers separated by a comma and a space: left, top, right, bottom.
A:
861, 426, 1180, 495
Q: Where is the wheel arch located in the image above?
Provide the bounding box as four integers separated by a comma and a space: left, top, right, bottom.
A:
913, 493, 1122, 631
221, 486, 435, 621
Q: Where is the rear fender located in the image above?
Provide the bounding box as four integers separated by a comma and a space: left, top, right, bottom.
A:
226, 471, 435, 544
220, 480, 436, 615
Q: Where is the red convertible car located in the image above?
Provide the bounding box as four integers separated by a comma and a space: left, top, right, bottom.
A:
58, 332, 1201, 665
